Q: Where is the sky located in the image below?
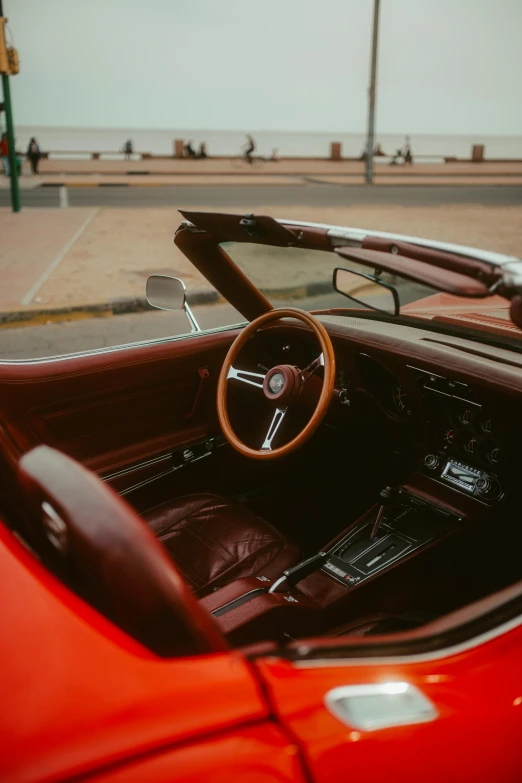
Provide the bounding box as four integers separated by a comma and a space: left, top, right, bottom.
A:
5, 0, 522, 135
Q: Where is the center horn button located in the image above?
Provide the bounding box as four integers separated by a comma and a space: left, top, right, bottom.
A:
263, 365, 301, 406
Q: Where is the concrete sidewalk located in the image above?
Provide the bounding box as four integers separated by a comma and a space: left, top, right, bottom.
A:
31, 158, 522, 175
2, 158, 522, 189
1, 203, 522, 329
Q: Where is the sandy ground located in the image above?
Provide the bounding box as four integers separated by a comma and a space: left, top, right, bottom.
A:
30, 204, 522, 308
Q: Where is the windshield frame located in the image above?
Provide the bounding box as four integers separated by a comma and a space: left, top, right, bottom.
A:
175, 212, 522, 352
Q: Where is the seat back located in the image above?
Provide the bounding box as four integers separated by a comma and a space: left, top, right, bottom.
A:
18, 445, 226, 657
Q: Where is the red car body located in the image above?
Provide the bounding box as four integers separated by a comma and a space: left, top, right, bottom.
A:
3, 518, 521, 783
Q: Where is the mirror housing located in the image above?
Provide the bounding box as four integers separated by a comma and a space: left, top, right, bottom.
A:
146, 275, 201, 332
333, 267, 399, 316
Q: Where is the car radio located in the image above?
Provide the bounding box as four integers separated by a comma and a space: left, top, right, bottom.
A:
424, 456, 502, 502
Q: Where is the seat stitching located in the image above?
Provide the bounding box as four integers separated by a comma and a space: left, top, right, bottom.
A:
200, 539, 281, 588
162, 550, 205, 588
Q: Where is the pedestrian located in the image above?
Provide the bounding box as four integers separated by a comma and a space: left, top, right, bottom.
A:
243, 134, 256, 164
1, 133, 9, 176
184, 140, 196, 158
123, 139, 133, 161
26, 137, 41, 175
402, 135, 413, 165
373, 143, 386, 156
197, 142, 207, 159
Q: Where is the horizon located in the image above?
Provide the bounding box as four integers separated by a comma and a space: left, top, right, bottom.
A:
15, 125, 522, 140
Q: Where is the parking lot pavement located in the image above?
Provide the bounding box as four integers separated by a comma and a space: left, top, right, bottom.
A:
0, 289, 426, 361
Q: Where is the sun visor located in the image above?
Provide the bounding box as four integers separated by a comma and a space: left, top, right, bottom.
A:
335, 247, 490, 298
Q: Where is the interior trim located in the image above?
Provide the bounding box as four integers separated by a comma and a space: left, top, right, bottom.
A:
102, 453, 173, 482
290, 612, 522, 669
0, 322, 247, 366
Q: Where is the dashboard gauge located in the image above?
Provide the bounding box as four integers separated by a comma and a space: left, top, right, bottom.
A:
480, 416, 493, 435
443, 428, 455, 445
393, 385, 411, 417
480, 439, 501, 466
456, 407, 473, 426
488, 446, 500, 464
458, 432, 477, 456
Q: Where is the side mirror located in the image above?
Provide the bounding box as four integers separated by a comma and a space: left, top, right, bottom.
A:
146, 275, 200, 332
333, 267, 399, 317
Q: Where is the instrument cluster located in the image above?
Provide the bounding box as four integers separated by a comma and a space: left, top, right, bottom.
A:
414, 368, 502, 473
436, 404, 500, 469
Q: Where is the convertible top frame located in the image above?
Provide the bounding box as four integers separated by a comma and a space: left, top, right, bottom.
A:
175, 211, 522, 327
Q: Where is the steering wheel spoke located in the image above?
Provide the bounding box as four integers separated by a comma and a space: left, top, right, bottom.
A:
261, 408, 287, 451
300, 352, 324, 384
227, 366, 266, 389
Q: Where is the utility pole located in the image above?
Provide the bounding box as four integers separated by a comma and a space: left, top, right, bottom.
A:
365, 0, 381, 185
0, 0, 20, 212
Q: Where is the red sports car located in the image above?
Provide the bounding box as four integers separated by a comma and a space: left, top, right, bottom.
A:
1, 211, 522, 783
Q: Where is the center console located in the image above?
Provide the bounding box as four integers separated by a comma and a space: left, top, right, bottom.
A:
322, 490, 461, 586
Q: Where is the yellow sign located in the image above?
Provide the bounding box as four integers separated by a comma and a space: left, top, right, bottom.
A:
0, 18, 19, 75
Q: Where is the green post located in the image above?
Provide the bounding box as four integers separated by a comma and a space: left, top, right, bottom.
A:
0, 0, 20, 212
1, 72, 20, 212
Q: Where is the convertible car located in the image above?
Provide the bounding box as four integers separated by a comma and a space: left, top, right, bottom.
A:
2, 211, 522, 782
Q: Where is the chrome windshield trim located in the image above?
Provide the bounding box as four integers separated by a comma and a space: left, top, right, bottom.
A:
277, 219, 520, 267
291, 612, 522, 669
0, 322, 247, 365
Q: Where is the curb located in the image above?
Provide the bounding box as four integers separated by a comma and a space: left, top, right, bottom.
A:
0, 281, 332, 329
39, 180, 303, 189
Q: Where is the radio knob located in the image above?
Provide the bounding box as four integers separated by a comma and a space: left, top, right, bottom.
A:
424, 454, 439, 470
476, 477, 489, 493
476, 476, 501, 500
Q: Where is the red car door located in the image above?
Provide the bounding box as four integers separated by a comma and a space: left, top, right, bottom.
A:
254, 622, 522, 783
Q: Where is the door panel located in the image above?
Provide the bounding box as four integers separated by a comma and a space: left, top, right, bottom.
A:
0, 329, 239, 517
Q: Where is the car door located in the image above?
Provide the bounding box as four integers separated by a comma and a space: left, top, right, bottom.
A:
254, 621, 522, 783
0, 325, 243, 520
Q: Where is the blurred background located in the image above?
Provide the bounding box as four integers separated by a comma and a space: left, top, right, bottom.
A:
0, 0, 521, 357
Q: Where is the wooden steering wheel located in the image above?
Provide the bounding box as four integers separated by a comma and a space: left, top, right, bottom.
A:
217, 308, 336, 460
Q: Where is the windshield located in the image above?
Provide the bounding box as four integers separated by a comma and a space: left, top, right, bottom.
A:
220, 241, 522, 348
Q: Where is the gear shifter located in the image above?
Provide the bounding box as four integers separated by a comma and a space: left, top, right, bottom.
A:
370, 486, 394, 540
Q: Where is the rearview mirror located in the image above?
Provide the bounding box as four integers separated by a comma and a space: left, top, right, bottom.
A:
146, 275, 200, 332
333, 267, 399, 316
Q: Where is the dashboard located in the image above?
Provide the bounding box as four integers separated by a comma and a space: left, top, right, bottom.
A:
336, 352, 505, 503
252, 312, 522, 509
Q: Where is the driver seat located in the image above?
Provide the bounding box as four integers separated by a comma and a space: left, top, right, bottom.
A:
142, 494, 302, 598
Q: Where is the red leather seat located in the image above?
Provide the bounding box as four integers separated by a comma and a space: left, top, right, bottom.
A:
143, 493, 302, 598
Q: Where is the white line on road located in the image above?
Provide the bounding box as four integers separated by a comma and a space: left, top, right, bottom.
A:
21, 208, 99, 306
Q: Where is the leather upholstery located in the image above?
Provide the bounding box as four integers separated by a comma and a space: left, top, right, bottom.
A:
18, 446, 227, 657
143, 493, 302, 598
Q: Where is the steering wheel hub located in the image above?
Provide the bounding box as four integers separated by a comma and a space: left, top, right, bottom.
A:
263, 364, 301, 405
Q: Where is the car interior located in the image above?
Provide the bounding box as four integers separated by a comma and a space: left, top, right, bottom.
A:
1, 213, 522, 659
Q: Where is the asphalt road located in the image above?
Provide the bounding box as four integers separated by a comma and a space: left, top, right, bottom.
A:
0, 286, 428, 361
2, 184, 522, 209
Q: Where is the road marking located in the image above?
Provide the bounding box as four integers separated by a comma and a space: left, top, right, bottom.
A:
21, 208, 99, 306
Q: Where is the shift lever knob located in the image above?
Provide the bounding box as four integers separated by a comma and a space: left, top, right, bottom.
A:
370, 486, 393, 540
